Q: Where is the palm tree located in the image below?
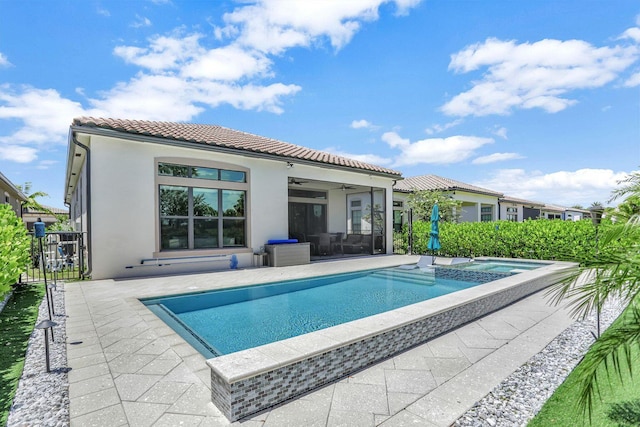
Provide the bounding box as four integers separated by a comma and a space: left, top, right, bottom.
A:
610, 195, 640, 224
547, 169, 640, 419
17, 182, 53, 216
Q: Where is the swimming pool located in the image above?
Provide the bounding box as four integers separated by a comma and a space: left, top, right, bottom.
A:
143, 268, 480, 357
140, 256, 574, 421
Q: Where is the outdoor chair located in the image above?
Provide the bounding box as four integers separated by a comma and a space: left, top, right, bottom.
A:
317, 233, 332, 255
360, 234, 373, 254
342, 234, 363, 254
332, 232, 344, 254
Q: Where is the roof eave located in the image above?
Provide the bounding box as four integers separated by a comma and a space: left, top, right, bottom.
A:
71, 124, 402, 179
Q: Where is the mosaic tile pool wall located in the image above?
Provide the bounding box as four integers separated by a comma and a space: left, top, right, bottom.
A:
435, 265, 512, 283
209, 266, 563, 421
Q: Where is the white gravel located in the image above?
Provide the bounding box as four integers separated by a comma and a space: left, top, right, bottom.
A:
7, 282, 69, 427
453, 299, 625, 427
3, 284, 625, 427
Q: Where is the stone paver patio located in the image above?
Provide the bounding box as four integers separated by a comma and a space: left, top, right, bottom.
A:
65, 255, 574, 426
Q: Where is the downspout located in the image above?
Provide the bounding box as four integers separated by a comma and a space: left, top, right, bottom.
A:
71, 134, 92, 278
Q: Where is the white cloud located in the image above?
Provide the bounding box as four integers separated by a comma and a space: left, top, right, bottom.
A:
442, 37, 640, 117
0, 1, 419, 163
625, 72, 640, 87
475, 168, 632, 207
0, 85, 92, 145
0, 52, 11, 68
131, 15, 152, 29
471, 152, 523, 164
424, 119, 462, 135
351, 119, 378, 130
36, 159, 58, 170
182, 46, 272, 81
492, 126, 507, 139
97, 7, 110, 17
217, 0, 421, 54
0, 144, 37, 163
323, 147, 392, 166
619, 27, 640, 43
382, 131, 494, 166
114, 34, 203, 72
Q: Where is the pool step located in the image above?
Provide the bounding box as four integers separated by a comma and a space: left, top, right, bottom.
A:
368, 269, 436, 286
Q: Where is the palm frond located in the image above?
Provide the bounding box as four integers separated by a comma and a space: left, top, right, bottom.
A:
574, 303, 640, 420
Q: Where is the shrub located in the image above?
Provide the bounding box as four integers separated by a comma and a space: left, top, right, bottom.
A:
399, 219, 624, 262
0, 205, 30, 299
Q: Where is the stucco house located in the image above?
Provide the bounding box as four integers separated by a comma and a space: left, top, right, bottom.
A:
498, 195, 545, 221
64, 117, 401, 280
393, 174, 503, 224
0, 170, 26, 218
499, 196, 591, 222
22, 204, 69, 231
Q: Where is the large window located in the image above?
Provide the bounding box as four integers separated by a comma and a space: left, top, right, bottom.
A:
158, 162, 247, 251
506, 207, 518, 222
481, 206, 493, 222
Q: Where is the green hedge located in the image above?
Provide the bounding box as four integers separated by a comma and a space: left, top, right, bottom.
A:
398, 219, 623, 262
0, 205, 30, 299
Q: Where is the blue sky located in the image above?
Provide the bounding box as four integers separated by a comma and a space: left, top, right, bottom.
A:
1, 0, 638, 209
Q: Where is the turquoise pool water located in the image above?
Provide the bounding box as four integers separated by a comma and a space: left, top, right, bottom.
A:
455, 259, 547, 273
143, 268, 480, 357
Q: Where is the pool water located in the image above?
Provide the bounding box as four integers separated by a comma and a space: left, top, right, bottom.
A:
143, 268, 480, 357
454, 259, 547, 273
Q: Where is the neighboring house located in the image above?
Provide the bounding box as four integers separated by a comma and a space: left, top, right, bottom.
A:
499, 197, 591, 222
541, 204, 565, 220
498, 196, 545, 221
393, 175, 503, 223
0, 170, 27, 217
64, 117, 401, 280
22, 205, 69, 231
545, 204, 591, 221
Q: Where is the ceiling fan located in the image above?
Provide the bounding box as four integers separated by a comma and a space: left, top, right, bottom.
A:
337, 184, 356, 191
289, 178, 308, 185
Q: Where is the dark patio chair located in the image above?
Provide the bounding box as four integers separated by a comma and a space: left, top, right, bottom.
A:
332, 232, 344, 254
342, 234, 363, 254
317, 233, 332, 255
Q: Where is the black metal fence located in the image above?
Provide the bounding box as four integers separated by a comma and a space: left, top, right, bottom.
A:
21, 231, 87, 283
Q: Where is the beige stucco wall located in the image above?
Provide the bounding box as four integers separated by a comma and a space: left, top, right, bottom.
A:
455, 191, 498, 222
69, 134, 396, 279
498, 202, 524, 222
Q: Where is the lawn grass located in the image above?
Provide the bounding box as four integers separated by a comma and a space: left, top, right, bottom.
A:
529, 306, 640, 427
0, 283, 45, 426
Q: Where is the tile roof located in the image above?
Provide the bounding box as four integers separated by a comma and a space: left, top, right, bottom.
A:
23, 205, 69, 215
0, 170, 27, 201
393, 174, 503, 197
72, 117, 402, 177
499, 195, 545, 206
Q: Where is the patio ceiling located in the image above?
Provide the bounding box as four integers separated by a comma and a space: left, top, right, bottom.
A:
287, 177, 378, 194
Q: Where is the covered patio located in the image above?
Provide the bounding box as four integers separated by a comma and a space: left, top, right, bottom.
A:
287, 176, 389, 259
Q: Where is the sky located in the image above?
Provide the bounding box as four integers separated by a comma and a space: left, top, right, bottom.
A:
0, 0, 639, 210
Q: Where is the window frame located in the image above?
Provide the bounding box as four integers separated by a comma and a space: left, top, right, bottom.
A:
155, 158, 250, 256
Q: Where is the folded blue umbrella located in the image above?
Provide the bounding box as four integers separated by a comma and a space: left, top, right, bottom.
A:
427, 203, 441, 252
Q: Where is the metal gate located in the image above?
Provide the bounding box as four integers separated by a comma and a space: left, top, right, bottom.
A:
21, 231, 87, 283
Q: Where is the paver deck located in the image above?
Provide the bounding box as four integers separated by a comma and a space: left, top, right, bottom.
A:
65, 255, 575, 426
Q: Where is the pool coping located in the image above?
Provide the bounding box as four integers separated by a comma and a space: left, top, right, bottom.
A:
205, 257, 575, 421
